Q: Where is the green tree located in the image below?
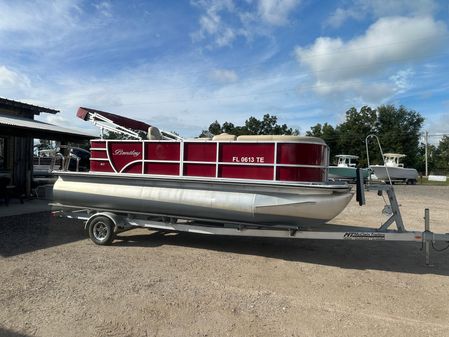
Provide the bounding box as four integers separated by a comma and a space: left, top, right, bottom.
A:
35, 139, 54, 151
201, 114, 298, 137
306, 123, 340, 162
434, 136, 449, 174
376, 105, 424, 167
416, 142, 437, 174
337, 106, 378, 166
307, 105, 424, 169
208, 120, 221, 135
245, 114, 297, 135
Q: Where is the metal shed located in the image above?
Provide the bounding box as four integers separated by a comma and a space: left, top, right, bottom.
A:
0, 97, 95, 199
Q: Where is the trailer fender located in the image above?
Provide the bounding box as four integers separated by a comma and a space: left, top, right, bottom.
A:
85, 212, 125, 232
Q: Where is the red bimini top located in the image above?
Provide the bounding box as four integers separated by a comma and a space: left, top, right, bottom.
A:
77, 107, 152, 132
89, 135, 329, 183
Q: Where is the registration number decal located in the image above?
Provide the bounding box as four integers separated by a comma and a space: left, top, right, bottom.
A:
232, 156, 265, 163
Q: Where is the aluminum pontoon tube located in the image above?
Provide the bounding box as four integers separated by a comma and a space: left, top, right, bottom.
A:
52, 173, 353, 226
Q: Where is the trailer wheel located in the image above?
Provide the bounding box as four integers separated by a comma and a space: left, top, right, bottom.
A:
88, 216, 115, 245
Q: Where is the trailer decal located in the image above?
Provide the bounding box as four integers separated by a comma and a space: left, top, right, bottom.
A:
343, 232, 386, 240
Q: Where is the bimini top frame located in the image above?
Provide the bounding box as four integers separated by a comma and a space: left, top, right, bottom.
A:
76, 107, 182, 141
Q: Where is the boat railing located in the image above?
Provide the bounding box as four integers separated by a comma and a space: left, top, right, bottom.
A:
88, 138, 329, 182
52, 146, 81, 173
34, 149, 63, 174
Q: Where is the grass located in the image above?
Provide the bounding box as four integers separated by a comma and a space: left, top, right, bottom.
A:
419, 176, 449, 186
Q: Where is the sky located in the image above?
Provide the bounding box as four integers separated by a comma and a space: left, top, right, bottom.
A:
1, 0, 449, 140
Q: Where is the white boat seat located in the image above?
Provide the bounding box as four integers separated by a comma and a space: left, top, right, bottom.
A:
212, 133, 236, 141
148, 126, 163, 140
237, 135, 325, 143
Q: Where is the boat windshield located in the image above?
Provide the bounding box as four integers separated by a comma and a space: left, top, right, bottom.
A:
337, 155, 357, 167
384, 154, 405, 167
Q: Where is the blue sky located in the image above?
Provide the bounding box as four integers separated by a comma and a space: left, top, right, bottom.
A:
1, 0, 449, 140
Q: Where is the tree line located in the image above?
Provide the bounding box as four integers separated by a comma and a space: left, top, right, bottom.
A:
305, 105, 449, 174
200, 114, 299, 137
420, 135, 449, 175
202, 105, 449, 174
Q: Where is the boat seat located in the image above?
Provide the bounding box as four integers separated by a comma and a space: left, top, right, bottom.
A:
212, 133, 236, 141
148, 126, 163, 140
237, 135, 325, 143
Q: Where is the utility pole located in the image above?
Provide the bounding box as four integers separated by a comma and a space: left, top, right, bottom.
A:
425, 130, 428, 177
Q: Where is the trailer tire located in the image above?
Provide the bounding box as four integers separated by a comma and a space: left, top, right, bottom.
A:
88, 216, 115, 245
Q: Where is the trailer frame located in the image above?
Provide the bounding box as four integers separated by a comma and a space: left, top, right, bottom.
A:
51, 179, 449, 265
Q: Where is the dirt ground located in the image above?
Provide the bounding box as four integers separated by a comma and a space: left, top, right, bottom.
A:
1, 185, 449, 337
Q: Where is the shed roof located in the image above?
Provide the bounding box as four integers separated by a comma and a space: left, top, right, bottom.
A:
0, 97, 59, 115
0, 113, 96, 142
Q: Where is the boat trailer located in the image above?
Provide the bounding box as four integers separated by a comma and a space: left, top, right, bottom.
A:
51, 173, 449, 265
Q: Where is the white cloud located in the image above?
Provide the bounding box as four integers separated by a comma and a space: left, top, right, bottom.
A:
45, 114, 69, 127
427, 113, 449, 141
209, 69, 238, 82
0, 66, 32, 98
215, 27, 237, 47
257, 0, 300, 26
389, 68, 414, 93
94, 1, 113, 17
191, 0, 301, 48
0, 66, 30, 87
199, 11, 221, 34
0, 0, 83, 49
18, 61, 312, 137
326, 8, 361, 28
296, 16, 447, 102
300, 79, 396, 108
326, 0, 438, 28
190, 0, 238, 47
0, 0, 81, 32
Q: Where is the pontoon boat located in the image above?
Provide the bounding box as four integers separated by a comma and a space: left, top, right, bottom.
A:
52, 107, 354, 227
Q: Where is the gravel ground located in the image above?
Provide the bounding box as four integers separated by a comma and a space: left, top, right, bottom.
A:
1, 185, 449, 337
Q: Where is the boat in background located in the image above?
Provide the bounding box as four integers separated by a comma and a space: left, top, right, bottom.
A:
33, 147, 90, 176
369, 153, 418, 184
328, 155, 369, 181
33, 148, 62, 177
52, 107, 354, 227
